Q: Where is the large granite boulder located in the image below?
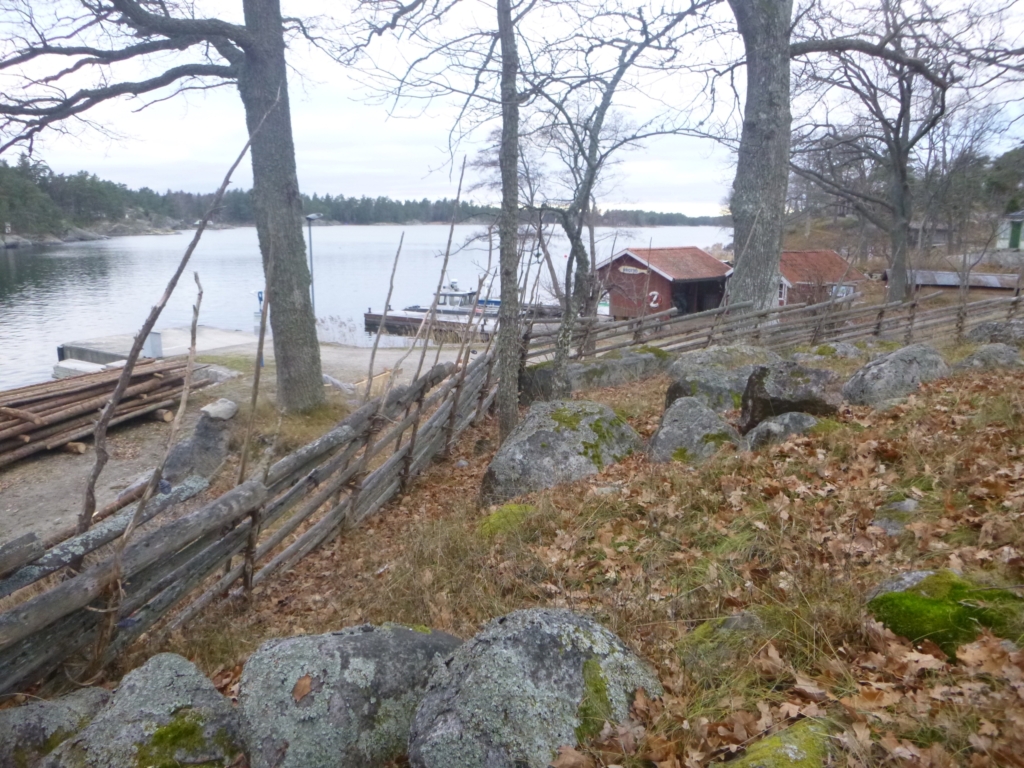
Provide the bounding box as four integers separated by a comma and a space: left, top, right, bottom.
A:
746, 412, 819, 450
955, 343, 1024, 371
43, 653, 243, 768
966, 319, 1024, 346
842, 344, 949, 406
408, 608, 662, 768
664, 345, 782, 412
739, 362, 843, 433
0, 688, 110, 768
240, 624, 462, 768
519, 348, 670, 404
649, 397, 744, 463
479, 401, 642, 505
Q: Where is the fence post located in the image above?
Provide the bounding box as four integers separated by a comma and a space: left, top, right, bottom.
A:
345, 410, 385, 527
445, 353, 471, 456
242, 506, 262, 599
399, 389, 427, 494
904, 299, 918, 345
873, 306, 886, 337
474, 352, 496, 427
1010, 274, 1021, 319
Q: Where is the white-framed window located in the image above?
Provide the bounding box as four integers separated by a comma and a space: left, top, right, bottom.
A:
778, 282, 788, 305
832, 284, 854, 298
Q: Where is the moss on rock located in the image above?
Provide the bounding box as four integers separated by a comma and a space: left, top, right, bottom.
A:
479, 504, 536, 537
134, 710, 214, 768
575, 658, 613, 742
728, 720, 830, 768
868, 570, 1024, 657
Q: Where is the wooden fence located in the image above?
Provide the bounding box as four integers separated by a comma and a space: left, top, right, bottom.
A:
2, 289, 1020, 695
0, 350, 497, 695
524, 291, 1023, 361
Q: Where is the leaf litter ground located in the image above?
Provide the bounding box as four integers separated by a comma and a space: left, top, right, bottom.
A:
145, 364, 1024, 767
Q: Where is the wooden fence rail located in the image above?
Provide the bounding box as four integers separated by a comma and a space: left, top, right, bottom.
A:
2, 289, 1018, 695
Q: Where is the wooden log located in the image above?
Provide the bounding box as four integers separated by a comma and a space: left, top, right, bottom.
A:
0, 534, 44, 579
153, 409, 174, 423
62, 442, 87, 455
0, 406, 45, 426
0, 359, 186, 407
0, 479, 267, 650
0, 608, 99, 697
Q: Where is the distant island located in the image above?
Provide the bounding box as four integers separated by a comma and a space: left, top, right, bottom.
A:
0, 155, 731, 244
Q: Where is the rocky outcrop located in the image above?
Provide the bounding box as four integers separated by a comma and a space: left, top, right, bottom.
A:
43, 653, 244, 768
649, 397, 744, 463
519, 348, 671, 404
664, 345, 782, 412
955, 343, 1024, 370
0, 688, 110, 768
842, 344, 949, 406
739, 362, 843, 433
61, 227, 107, 242
966, 320, 1024, 346
746, 412, 819, 450
240, 624, 462, 768
408, 608, 662, 768
163, 398, 238, 483
479, 401, 642, 505
870, 498, 919, 536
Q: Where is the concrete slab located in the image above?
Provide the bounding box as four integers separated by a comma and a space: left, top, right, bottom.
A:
53, 359, 105, 378
60, 326, 260, 365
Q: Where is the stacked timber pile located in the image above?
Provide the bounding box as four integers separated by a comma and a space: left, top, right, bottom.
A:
0, 360, 207, 468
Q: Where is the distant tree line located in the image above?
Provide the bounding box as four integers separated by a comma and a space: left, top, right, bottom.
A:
0, 155, 728, 234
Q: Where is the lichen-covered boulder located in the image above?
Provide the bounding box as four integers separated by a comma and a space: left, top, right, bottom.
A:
739, 362, 843, 433
0, 688, 110, 768
519, 348, 671, 404
807, 341, 864, 359
667, 344, 782, 378
842, 344, 949, 406
163, 399, 238, 483
664, 345, 782, 413
966, 319, 1024, 346
240, 624, 462, 768
955, 343, 1024, 370
867, 570, 1024, 657
665, 366, 751, 412
43, 653, 243, 768
649, 397, 743, 463
479, 401, 642, 505
728, 720, 830, 768
408, 608, 662, 768
746, 412, 819, 450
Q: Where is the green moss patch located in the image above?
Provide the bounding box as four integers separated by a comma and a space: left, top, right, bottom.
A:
672, 447, 691, 463
701, 431, 734, 447
729, 719, 830, 768
551, 407, 584, 432
478, 504, 536, 537
868, 571, 1024, 657
575, 657, 613, 742
135, 710, 210, 768
815, 344, 837, 357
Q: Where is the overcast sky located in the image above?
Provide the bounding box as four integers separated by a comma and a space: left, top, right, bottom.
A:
19, 2, 736, 217
26, 60, 734, 216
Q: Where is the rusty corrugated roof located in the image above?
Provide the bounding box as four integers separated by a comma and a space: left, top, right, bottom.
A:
598, 247, 732, 282
780, 250, 866, 285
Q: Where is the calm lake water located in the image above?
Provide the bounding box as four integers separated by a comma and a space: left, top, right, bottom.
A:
0, 224, 731, 389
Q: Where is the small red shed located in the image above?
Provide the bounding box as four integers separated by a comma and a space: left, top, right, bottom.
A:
596, 247, 732, 320
779, 250, 866, 306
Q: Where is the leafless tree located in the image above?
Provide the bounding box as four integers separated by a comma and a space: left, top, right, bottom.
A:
0, 0, 326, 412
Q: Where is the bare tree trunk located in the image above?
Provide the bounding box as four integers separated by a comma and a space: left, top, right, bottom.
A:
726, 0, 794, 311
887, 165, 913, 301
239, 0, 324, 413
495, 0, 522, 441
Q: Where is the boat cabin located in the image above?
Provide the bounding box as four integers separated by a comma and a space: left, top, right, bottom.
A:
596, 247, 732, 320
